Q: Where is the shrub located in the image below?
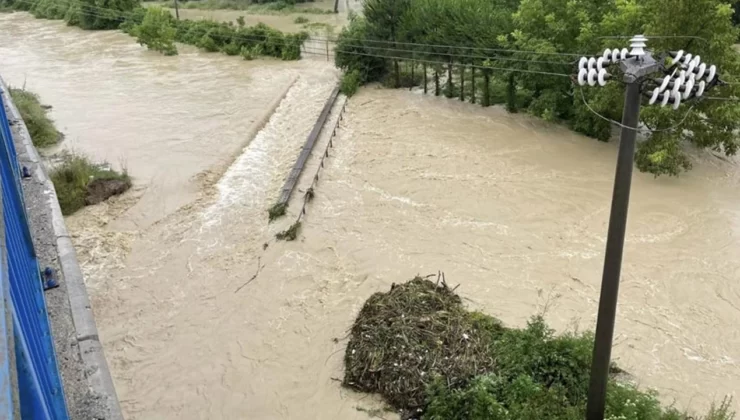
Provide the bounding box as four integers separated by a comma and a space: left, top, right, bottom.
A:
222, 42, 240, 56
50, 153, 131, 215
131, 7, 178, 55
197, 33, 219, 52
345, 279, 736, 420
293, 16, 309, 24
9, 88, 61, 148
340, 70, 361, 97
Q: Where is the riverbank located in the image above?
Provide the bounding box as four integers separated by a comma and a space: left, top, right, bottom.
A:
2, 79, 122, 419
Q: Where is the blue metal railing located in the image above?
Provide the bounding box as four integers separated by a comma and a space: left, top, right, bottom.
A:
1, 87, 69, 418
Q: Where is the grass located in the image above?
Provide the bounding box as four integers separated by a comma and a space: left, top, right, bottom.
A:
293, 15, 308, 23
275, 221, 300, 241
9, 87, 61, 148
50, 153, 131, 215
344, 277, 736, 420
268, 202, 287, 221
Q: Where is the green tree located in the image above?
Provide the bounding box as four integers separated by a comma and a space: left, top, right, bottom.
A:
77, 0, 140, 30
363, 0, 411, 87
132, 7, 178, 55
634, 0, 740, 175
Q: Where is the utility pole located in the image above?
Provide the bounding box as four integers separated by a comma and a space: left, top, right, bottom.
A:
576, 35, 722, 420
174, 0, 180, 20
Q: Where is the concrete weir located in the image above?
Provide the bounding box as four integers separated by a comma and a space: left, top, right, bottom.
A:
1, 78, 122, 420
277, 84, 340, 206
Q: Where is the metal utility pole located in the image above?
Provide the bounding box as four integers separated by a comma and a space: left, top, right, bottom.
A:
174, 0, 180, 20
576, 35, 722, 420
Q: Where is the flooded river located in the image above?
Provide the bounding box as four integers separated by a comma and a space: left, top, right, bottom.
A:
2, 11, 740, 418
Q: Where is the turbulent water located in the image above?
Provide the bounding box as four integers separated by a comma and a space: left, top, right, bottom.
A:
2, 11, 740, 418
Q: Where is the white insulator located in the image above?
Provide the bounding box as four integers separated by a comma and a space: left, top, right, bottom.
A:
696, 80, 706, 97
588, 57, 597, 70
692, 55, 701, 66
661, 91, 671, 106
706, 65, 717, 83
696, 62, 707, 79
587, 68, 598, 86
687, 60, 696, 74
659, 76, 671, 92
620, 48, 629, 60
649, 88, 661, 104
602, 49, 612, 62
673, 92, 682, 110
673, 50, 684, 64
683, 78, 695, 99
678, 70, 687, 85
596, 57, 606, 72
578, 68, 588, 86
579, 57, 588, 71
683, 53, 693, 66
597, 69, 609, 86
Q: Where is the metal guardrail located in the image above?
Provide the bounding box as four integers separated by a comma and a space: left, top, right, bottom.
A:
0, 87, 69, 418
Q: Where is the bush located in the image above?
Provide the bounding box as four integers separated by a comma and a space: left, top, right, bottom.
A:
345, 278, 736, 420
343, 278, 501, 411
50, 153, 131, 215
293, 15, 309, 24
9, 88, 61, 148
131, 7, 178, 55
340, 70, 361, 97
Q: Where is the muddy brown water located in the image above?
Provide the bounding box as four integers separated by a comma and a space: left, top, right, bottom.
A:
3, 11, 740, 418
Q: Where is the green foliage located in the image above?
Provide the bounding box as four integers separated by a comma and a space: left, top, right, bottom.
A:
31, 0, 74, 20
334, 15, 388, 83
346, 279, 735, 420
77, 0, 140, 30
173, 20, 306, 59
268, 202, 287, 221
293, 15, 308, 24
9, 88, 61, 148
2, 0, 303, 60
131, 7, 178, 55
340, 70, 361, 97
341, 0, 740, 176
50, 153, 131, 215
275, 221, 301, 241
165, 0, 332, 14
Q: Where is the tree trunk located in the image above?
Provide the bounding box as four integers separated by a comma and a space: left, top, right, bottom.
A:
459, 65, 465, 102
394, 60, 400, 88
410, 63, 415, 90
506, 73, 518, 113
435, 69, 440, 96
423, 63, 428, 94
471, 67, 476, 104
483, 72, 491, 107
446, 60, 453, 98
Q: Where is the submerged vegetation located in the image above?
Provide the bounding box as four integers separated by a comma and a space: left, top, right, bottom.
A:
268, 202, 287, 221
9, 87, 61, 147
335, 0, 740, 176
50, 153, 132, 215
2, 0, 308, 60
345, 278, 735, 419
275, 221, 300, 240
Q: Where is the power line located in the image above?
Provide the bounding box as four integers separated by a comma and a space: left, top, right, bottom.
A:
302, 46, 571, 77
578, 86, 698, 133
10, 0, 588, 59
314, 42, 574, 66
